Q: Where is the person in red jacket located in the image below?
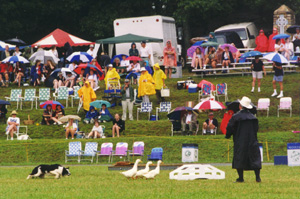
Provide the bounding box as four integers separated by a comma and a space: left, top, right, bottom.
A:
254, 30, 268, 52
268, 28, 278, 52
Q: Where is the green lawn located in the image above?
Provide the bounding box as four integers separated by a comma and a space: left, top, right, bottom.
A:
0, 165, 300, 199
0, 69, 299, 165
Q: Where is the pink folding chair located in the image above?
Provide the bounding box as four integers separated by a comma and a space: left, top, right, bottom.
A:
128, 141, 145, 161
277, 97, 292, 117
111, 142, 128, 162
257, 98, 270, 117
96, 142, 113, 163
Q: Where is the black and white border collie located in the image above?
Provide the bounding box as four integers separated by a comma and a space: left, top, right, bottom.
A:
27, 164, 71, 179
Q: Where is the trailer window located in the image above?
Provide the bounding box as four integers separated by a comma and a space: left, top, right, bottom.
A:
229, 28, 248, 40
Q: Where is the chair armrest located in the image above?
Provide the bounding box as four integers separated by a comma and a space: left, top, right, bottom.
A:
127, 150, 132, 152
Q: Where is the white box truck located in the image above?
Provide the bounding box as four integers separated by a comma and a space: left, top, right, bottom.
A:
114, 15, 178, 65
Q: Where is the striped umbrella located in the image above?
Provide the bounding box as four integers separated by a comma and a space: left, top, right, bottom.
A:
2, 55, 29, 63
194, 99, 226, 110
67, 51, 93, 63
263, 52, 288, 64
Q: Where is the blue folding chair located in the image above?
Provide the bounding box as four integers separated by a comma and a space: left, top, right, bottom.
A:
147, 147, 163, 161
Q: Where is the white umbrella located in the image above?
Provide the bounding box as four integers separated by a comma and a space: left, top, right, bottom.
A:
50, 68, 76, 79
194, 99, 226, 110
58, 115, 81, 123
263, 52, 288, 64
29, 50, 60, 64
67, 52, 93, 63
2, 55, 29, 63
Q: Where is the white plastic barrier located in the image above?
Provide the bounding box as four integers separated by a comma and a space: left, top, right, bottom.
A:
169, 164, 225, 180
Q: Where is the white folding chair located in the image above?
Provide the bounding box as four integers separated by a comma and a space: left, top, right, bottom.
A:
156, 102, 171, 120
137, 102, 152, 120
257, 98, 270, 117
277, 97, 292, 117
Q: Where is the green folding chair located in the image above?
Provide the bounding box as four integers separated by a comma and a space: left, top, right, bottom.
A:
5, 89, 22, 109
34, 88, 50, 109
20, 89, 36, 110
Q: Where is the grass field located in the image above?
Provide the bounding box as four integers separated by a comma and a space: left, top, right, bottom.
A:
1, 165, 300, 199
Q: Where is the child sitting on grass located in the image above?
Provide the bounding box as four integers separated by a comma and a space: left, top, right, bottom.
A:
87, 120, 105, 138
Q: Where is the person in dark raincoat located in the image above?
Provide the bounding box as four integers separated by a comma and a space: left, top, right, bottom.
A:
226, 96, 261, 183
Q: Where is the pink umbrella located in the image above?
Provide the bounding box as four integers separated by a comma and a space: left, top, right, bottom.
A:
220, 44, 238, 53
194, 99, 226, 110
126, 56, 142, 61
187, 46, 204, 57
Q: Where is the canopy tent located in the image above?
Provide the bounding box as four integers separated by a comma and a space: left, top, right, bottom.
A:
95, 33, 163, 44
95, 34, 163, 65
31, 28, 94, 48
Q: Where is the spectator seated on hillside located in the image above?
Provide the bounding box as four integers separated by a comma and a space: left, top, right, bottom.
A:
12, 62, 25, 87
52, 105, 65, 123
84, 106, 99, 124
0, 104, 8, 120
202, 112, 218, 134
98, 104, 113, 123
126, 60, 140, 84
76, 69, 86, 87
120, 55, 130, 74
0, 62, 11, 87
181, 110, 198, 136
86, 69, 98, 90
64, 72, 75, 88
31, 60, 43, 86
42, 104, 62, 125
104, 64, 120, 89
65, 118, 77, 139
5, 110, 20, 140
53, 72, 66, 92
112, 113, 125, 138
113, 57, 121, 73
87, 120, 105, 138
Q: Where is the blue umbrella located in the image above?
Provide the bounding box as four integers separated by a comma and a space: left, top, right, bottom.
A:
50, 68, 74, 78
90, 100, 111, 109
192, 41, 206, 46
273, 34, 290, 40
240, 51, 262, 58
0, 100, 11, 105
2, 55, 29, 63
111, 54, 128, 64
67, 52, 93, 63
40, 100, 65, 109
263, 52, 288, 64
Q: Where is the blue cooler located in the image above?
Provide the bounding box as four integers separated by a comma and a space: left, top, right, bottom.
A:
188, 84, 198, 93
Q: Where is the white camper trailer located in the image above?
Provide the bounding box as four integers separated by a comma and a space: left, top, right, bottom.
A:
114, 15, 178, 65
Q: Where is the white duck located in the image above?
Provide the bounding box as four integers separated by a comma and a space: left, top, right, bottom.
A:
143, 160, 162, 179
134, 161, 152, 178
120, 159, 141, 179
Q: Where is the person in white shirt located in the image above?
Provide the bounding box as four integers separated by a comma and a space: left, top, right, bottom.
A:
274, 39, 284, 53
87, 44, 95, 58
127, 60, 140, 84
87, 120, 104, 138
181, 110, 197, 136
139, 41, 151, 66
87, 69, 98, 90
51, 45, 58, 58
120, 55, 130, 73
13, 46, 22, 56
68, 61, 77, 72
283, 38, 294, 60
65, 118, 78, 139
5, 110, 20, 140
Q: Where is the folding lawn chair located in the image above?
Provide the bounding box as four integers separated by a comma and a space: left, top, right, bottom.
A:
156, 102, 171, 120
111, 142, 128, 162
70, 86, 80, 107
5, 89, 22, 109
96, 142, 113, 163
215, 83, 228, 102
277, 97, 292, 117
199, 84, 213, 102
65, 141, 82, 163
53, 86, 69, 107
257, 98, 270, 117
34, 88, 50, 109
147, 147, 163, 161
20, 89, 36, 110
79, 142, 98, 163
6, 126, 29, 140
137, 102, 152, 120
128, 141, 145, 161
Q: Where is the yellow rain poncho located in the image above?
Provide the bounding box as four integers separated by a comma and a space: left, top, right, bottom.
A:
78, 81, 97, 111
104, 68, 120, 89
153, 63, 166, 90
138, 71, 156, 97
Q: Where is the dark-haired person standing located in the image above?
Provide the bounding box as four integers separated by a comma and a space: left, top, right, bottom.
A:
226, 96, 261, 183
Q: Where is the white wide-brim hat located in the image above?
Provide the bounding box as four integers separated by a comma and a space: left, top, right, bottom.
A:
239, 96, 253, 109
140, 67, 146, 72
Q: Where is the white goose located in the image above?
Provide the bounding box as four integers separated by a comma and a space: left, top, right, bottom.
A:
134, 161, 152, 178
143, 160, 162, 179
120, 159, 141, 179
